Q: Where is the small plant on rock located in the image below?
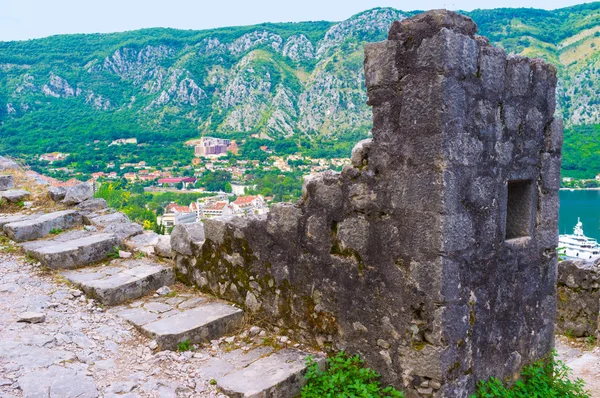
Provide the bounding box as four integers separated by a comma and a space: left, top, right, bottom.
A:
106, 246, 121, 259
177, 339, 193, 352
473, 350, 589, 397
49, 228, 63, 235
134, 251, 145, 259
587, 335, 596, 347
301, 351, 404, 398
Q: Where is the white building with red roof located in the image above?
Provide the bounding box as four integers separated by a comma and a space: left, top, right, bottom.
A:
230, 195, 267, 216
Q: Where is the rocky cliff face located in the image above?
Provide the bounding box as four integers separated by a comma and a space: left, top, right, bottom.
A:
0, 5, 599, 145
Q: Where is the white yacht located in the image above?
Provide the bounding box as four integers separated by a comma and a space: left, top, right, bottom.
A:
558, 218, 600, 260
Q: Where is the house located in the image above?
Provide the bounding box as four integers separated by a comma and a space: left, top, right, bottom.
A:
199, 201, 233, 219
231, 195, 268, 216
109, 138, 137, 146
39, 152, 69, 163
123, 172, 137, 181
157, 177, 197, 189
159, 201, 199, 227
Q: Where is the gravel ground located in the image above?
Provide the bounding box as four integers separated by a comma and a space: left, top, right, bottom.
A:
557, 336, 600, 397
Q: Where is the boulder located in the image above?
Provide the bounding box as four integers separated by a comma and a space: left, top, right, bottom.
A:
0, 156, 19, 170
0, 175, 14, 191
63, 183, 93, 205
89, 212, 130, 227
0, 189, 30, 203
104, 222, 143, 242
18, 312, 46, 323
125, 231, 159, 254
76, 198, 108, 212
171, 222, 205, 256
48, 186, 67, 202
155, 235, 172, 258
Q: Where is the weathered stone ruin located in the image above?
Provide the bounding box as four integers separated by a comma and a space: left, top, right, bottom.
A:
172, 10, 563, 397
557, 259, 600, 337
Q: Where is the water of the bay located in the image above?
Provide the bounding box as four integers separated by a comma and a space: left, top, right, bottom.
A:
559, 189, 600, 241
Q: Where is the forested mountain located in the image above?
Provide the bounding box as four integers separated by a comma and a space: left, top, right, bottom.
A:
2, 4, 600, 176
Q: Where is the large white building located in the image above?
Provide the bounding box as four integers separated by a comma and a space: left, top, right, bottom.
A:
194, 137, 231, 157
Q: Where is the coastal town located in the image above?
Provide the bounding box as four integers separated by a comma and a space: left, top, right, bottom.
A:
29, 136, 351, 230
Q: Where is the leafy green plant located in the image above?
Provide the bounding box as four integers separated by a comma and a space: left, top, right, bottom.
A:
49, 228, 63, 235
301, 351, 404, 398
587, 335, 596, 346
177, 339, 193, 352
134, 251, 145, 259
106, 245, 121, 259
17, 201, 25, 208
472, 351, 589, 398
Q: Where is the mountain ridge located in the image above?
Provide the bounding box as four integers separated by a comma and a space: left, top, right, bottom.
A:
2, 4, 600, 177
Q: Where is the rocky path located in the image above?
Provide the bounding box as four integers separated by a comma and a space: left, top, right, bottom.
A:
0, 169, 322, 398
557, 337, 600, 397
0, 251, 231, 397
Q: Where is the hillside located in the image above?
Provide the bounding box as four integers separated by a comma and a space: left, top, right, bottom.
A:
2, 4, 600, 176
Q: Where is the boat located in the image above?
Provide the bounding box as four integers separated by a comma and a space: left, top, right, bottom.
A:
558, 218, 600, 260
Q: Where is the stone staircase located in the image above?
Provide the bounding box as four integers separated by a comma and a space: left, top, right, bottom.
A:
0, 173, 322, 397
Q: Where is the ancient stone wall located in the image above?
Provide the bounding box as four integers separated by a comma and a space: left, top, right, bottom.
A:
172, 10, 562, 397
557, 259, 600, 337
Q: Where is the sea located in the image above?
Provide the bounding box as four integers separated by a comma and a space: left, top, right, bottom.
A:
559, 189, 600, 241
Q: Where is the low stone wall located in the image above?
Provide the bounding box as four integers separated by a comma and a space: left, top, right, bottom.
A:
557, 259, 600, 337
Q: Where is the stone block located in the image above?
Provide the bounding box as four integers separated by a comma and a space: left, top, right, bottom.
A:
48, 186, 67, 202
478, 45, 506, 95
0, 189, 30, 203
171, 222, 205, 256
139, 302, 243, 350
416, 28, 478, 78
27, 233, 119, 269
545, 118, 563, 154
204, 217, 229, 245
216, 349, 326, 398
336, 216, 370, 255
364, 41, 398, 105
351, 138, 373, 168
89, 212, 130, 227
103, 222, 143, 242
266, 203, 302, 237
3, 210, 83, 242
0, 175, 14, 191
63, 260, 174, 305
62, 183, 93, 205
505, 56, 531, 97
155, 235, 172, 258
76, 198, 108, 212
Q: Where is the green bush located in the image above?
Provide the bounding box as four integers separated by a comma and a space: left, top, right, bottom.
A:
301, 351, 404, 398
473, 351, 589, 398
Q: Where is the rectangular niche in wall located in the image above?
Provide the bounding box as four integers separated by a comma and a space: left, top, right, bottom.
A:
505, 179, 534, 240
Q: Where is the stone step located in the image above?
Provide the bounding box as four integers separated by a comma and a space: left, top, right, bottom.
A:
26, 233, 118, 269
114, 295, 243, 350
87, 212, 130, 227
20, 229, 95, 252
216, 349, 325, 398
3, 210, 83, 242
0, 213, 34, 230
62, 259, 174, 306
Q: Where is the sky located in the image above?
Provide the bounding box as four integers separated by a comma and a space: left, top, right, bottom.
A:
1, 0, 597, 42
